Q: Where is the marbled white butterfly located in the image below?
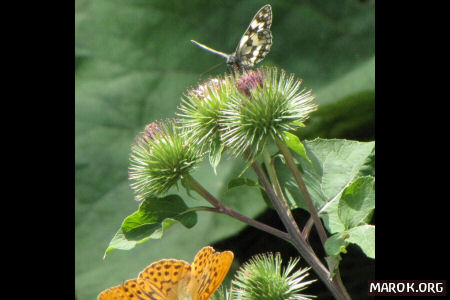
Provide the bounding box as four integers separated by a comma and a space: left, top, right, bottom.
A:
191, 4, 272, 70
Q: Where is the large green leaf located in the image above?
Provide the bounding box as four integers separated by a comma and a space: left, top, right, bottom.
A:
324, 177, 375, 259
75, 1, 374, 299
276, 138, 375, 259
279, 139, 374, 211
325, 224, 375, 259
338, 176, 375, 230
104, 195, 198, 257
346, 224, 375, 259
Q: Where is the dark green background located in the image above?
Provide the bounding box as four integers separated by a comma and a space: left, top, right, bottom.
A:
75, 0, 374, 299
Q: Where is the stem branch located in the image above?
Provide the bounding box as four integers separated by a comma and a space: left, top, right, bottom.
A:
184, 175, 292, 244
275, 137, 329, 246
262, 150, 303, 238
250, 161, 350, 299
274, 137, 351, 299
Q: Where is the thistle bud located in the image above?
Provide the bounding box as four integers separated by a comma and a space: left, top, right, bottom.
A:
221, 67, 317, 160
232, 253, 316, 300
177, 78, 231, 145
129, 119, 203, 201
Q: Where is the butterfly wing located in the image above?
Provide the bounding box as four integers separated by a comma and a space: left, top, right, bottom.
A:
97, 248, 233, 300
98, 259, 192, 300
98, 279, 150, 300
188, 246, 234, 300
138, 259, 192, 300
234, 4, 273, 68
236, 29, 272, 68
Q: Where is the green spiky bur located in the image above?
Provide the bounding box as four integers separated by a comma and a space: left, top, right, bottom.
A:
220, 67, 317, 161
232, 253, 316, 300
128, 119, 203, 200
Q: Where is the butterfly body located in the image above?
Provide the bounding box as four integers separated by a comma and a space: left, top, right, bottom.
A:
191, 4, 273, 70
98, 246, 233, 300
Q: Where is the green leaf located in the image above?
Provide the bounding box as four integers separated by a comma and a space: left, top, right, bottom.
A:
325, 224, 374, 259
324, 255, 342, 279
359, 147, 375, 177
103, 229, 150, 258
104, 195, 197, 256
325, 233, 348, 256
277, 139, 374, 206
338, 176, 375, 229
209, 135, 224, 174
282, 131, 311, 163
273, 139, 374, 236
346, 225, 375, 259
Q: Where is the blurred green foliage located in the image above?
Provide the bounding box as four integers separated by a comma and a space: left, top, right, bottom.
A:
75, 0, 374, 299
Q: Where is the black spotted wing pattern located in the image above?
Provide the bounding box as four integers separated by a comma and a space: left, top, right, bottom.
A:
232, 4, 272, 69
191, 4, 273, 70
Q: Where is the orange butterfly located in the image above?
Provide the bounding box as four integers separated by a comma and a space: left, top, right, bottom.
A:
98, 246, 234, 300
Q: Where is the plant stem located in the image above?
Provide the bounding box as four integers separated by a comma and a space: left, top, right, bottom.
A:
262, 150, 303, 238
184, 174, 292, 244
274, 137, 351, 299
274, 136, 328, 246
250, 161, 350, 300
303, 217, 314, 241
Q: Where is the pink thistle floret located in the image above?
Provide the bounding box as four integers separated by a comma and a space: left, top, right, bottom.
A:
236, 70, 265, 98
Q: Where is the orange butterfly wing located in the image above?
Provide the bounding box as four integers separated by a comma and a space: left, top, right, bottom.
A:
138, 259, 192, 299
188, 246, 234, 300
98, 247, 233, 300
98, 279, 151, 300
98, 259, 191, 300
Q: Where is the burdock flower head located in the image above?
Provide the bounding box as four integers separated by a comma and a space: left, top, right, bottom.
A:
128, 119, 203, 201
232, 253, 316, 300
177, 77, 232, 145
221, 67, 317, 160
177, 77, 237, 173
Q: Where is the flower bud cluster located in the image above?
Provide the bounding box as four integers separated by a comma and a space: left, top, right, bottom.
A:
179, 67, 317, 160
129, 67, 317, 199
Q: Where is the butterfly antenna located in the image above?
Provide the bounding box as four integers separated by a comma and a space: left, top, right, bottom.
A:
191, 40, 229, 60
199, 62, 223, 77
